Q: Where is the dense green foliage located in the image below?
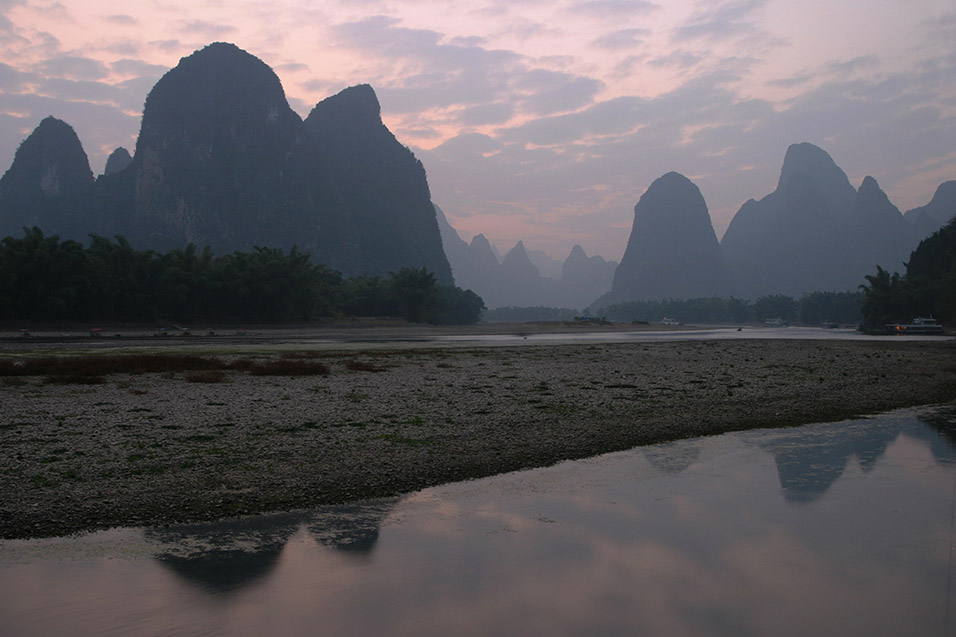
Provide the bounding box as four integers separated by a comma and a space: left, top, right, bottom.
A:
0, 229, 484, 324
595, 291, 863, 325
860, 216, 956, 329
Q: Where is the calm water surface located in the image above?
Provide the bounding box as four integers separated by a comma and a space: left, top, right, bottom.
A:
2, 406, 955, 636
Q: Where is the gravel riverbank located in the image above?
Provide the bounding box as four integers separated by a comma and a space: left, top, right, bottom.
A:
2, 336, 955, 539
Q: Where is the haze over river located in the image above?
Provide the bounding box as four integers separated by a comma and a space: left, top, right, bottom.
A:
2, 406, 955, 636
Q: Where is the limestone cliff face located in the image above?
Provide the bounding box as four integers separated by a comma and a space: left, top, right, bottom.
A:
305, 84, 452, 284
124, 42, 342, 259
0, 116, 94, 239
609, 171, 728, 302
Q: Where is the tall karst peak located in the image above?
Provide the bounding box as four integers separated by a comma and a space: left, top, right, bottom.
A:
123, 41, 325, 255
304, 83, 453, 284
1, 116, 93, 198
605, 171, 728, 303
306, 84, 382, 130
0, 116, 95, 239
854, 175, 900, 218
138, 41, 299, 153
103, 147, 132, 176
777, 142, 856, 222
849, 174, 913, 274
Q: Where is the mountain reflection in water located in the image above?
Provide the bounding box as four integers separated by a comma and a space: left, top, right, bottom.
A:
1, 406, 955, 636
762, 410, 956, 503
146, 500, 399, 595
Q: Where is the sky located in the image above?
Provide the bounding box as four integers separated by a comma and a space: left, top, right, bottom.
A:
0, 0, 954, 262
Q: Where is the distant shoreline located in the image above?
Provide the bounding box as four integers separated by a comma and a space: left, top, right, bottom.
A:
2, 337, 955, 539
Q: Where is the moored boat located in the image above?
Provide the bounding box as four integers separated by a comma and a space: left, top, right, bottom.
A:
884, 317, 944, 335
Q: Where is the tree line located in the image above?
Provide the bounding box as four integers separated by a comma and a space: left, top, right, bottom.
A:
0, 228, 485, 324
595, 292, 864, 325
859, 215, 955, 330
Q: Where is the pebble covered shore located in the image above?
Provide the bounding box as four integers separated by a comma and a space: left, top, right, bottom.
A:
2, 337, 955, 538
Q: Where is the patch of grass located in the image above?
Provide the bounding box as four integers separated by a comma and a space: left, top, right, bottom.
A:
43, 374, 105, 385
345, 360, 389, 372
185, 370, 227, 383
1, 354, 225, 378
246, 359, 331, 376
0, 353, 335, 380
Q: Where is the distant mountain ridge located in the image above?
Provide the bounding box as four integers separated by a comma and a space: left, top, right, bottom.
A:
719, 142, 934, 298
436, 205, 616, 309
1, 46, 952, 310
593, 143, 951, 308
0, 42, 451, 283
443, 142, 952, 311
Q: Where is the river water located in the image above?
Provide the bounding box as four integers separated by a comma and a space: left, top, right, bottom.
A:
2, 406, 955, 636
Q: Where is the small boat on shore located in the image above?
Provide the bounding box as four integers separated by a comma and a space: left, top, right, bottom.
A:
884, 317, 944, 335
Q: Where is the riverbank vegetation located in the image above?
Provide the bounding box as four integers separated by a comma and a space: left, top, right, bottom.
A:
594, 291, 864, 325
0, 228, 484, 324
860, 216, 955, 330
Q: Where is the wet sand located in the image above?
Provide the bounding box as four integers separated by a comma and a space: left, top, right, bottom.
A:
2, 333, 955, 538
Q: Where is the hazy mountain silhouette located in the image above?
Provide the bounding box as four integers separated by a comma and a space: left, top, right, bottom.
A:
0, 116, 94, 239
904, 180, 956, 237
848, 175, 915, 276
117, 42, 332, 255
0, 43, 449, 280
721, 144, 850, 297
599, 171, 728, 305
3, 50, 952, 304
438, 210, 615, 309
305, 84, 452, 284
435, 204, 471, 286
560, 244, 617, 309
720, 142, 932, 298
527, 246, 562, 279
102, 147, 132, 177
